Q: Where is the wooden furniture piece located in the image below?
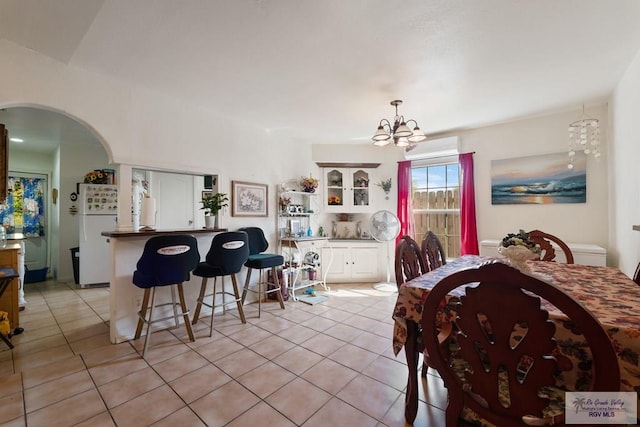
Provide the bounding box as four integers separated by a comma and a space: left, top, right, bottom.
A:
132, 235, 200, 356
528, 229, 574, 263
0, 244, 21, 329
421, 230, 447, 271
633, 261, 640, 286
0, 268, 19, 349
421, 261, 620, 426
394, 235, 427, 288
393, 255, 640, 424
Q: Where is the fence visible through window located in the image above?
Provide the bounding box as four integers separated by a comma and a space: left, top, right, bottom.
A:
411, 162, 460, 259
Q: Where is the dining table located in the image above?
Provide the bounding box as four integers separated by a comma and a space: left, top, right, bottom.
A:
392, 255, 640, 424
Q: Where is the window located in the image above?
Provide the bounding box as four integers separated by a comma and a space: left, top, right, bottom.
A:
411, 159, 460, 258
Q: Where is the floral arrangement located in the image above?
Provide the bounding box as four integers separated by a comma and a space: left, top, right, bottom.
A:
500, 229, 541, 255
301, 175, 319, 192
376, 178, 392, 193
279, 195, 291, 209
84, 169, 113, 184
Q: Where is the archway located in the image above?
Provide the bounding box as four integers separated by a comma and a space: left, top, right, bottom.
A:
0, 105, 111, 286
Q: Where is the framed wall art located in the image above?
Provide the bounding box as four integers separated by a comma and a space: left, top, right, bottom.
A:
232, 181, 268, 217
491, 151, 586, 205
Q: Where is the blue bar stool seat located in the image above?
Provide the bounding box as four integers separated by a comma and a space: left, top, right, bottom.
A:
239, 227, 285, 317
133, 235, 200, 357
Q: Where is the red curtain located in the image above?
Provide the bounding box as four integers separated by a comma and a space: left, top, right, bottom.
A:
396, 160, 413, 245
459, 152, 479, 255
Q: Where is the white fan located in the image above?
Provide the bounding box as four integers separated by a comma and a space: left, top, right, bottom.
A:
369, 210, 401, 292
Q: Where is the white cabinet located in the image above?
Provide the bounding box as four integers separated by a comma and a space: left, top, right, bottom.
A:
321, 241, 381, 283
323, 167, 375, 213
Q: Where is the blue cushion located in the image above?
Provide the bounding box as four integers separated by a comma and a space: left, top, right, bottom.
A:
245, 253, 284, 269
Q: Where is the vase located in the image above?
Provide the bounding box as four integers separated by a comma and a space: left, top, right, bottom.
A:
303, 187, 315, 193
498, 245, 539, 273
205, 215, 216, 229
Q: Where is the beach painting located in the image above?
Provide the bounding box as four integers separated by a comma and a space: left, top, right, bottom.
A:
491, 152, 586, 205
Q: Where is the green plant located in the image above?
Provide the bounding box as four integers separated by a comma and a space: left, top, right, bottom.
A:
200, 192, 228, 215
376, 178, 392, 193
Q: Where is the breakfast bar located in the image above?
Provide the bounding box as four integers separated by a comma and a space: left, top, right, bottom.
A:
102, 228, 225, 344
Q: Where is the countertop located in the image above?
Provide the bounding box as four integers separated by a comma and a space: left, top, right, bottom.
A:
101, 228, 227, 238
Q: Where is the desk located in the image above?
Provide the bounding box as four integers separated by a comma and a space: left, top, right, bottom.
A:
393, 255, 640, 423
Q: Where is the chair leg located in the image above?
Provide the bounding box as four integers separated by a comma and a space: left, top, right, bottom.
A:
241, 267, 253, 305
177, 283, 195, 342
231, 274, 246, 324
142, 287, 157, 357
192, 277, 208, 325
135, 288, 151, 339
271, 266, 285, 310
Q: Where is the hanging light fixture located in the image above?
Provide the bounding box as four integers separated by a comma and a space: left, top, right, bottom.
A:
568, 105, 600, 169
372, 100, 426, 147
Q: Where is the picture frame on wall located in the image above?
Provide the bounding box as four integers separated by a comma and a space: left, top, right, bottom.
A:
490, 151, 587, 205
231, 181, 268, 217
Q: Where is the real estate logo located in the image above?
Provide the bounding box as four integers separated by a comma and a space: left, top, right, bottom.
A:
565, 392, 637, 424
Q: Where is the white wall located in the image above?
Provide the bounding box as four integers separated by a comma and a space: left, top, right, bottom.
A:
610, 50, 640, 276
0, 40, 312, 282
435, 105, 610, 253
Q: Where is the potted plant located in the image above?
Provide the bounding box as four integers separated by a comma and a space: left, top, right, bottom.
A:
201, 192, 228, 228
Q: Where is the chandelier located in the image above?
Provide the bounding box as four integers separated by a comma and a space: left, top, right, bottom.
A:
372, 100, 426, 147
568, 105, 600, 169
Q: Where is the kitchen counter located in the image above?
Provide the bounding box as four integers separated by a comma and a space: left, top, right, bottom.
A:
101, 228, 227, 238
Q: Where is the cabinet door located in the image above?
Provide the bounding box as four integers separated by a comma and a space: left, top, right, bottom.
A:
325, 168, 345, 212
322, 246, 350, 281
350, 169, 372, 213
324, 168, 374, 213
350, 245, 380, 281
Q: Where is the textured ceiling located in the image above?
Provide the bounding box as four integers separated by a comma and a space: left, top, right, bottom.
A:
2, 0, 640, 151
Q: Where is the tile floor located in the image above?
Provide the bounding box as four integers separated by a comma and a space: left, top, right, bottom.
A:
0, 280, 447, 426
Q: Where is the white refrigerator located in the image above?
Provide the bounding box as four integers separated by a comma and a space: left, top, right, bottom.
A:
79, 183, 118, 287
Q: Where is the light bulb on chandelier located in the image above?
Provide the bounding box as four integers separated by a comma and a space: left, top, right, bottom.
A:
568, 105, 600, 169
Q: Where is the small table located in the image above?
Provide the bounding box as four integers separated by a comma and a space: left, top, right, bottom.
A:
393, 255, 640, 423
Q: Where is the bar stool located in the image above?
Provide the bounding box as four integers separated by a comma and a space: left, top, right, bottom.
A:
191, 231, 249, 336
133, 235, 200, 357
239, 227, 285, 317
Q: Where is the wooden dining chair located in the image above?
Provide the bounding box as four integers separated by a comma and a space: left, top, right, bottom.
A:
528, 229, 574, 263
394, 235, 428, 289
421, 230, 447, 271
421, 261, 620, 426
633, 262, 640, 286
394, 235, 451, 378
